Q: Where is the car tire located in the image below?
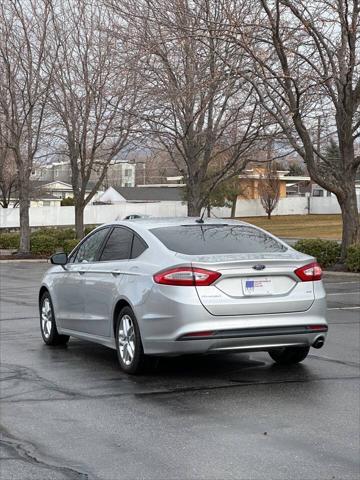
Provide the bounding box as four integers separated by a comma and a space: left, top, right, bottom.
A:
115, 307, 147, 374
268, 346, 310, 365
40, 292, 70, 346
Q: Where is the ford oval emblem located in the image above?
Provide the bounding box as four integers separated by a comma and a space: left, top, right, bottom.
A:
253, 264, 266, 271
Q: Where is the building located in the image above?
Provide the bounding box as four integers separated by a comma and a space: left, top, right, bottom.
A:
31, 160, 136, 188
101, 161, 136, 188
98, 185, 185, 204
30, 180, 103, 203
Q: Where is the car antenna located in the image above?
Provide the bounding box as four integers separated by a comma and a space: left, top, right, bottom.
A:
195, 207, 206, 224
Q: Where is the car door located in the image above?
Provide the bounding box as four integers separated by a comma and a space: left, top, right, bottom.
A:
57, 227, 110, 333
82, 226, 135, 337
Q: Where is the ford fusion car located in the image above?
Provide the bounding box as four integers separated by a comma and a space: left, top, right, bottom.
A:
39, 217, 327, 374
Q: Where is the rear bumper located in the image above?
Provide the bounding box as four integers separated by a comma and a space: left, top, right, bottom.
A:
143, 332, 327, 356
138, 287, 327, 355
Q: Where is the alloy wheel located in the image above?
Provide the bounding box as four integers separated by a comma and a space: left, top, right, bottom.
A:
118, 314, 136, 365
41, 298, 52, 339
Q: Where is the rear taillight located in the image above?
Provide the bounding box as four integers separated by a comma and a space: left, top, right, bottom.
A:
153, 267, 221, 286
295, 262, 322, 281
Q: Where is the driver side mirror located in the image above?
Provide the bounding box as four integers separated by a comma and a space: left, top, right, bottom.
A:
50, 252, 68, 265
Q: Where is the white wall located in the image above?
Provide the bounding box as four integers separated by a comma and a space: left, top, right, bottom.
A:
310, 195, 360, 214
235, 197, 309, 217
1, 196, 360, 228
0, 202, 187, 229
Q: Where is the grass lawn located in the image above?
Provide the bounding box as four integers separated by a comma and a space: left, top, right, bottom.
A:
236, 214, 345, 240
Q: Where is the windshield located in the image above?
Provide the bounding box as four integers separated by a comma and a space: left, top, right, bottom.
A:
150, 225, 287, 255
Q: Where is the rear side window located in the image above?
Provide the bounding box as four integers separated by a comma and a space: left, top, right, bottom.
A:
100, 227, 133, 261
131, 235, 147, 258
150, 225, 287, 255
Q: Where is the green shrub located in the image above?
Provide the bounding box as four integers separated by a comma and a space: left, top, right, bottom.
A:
30, 235, 58, 255
346, 244, 360, 272
294, 239, 341, 268
61, 197, 75, 206
0, 232, 20, 249
31, 228, 59, 238
55, 228, 76, 241
62, 238, 79, 254
84, 225, 96, 236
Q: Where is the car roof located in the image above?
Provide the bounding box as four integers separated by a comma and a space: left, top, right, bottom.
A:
109, 217, 249, 231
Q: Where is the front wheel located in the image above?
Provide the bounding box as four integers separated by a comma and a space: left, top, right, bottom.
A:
40, 292, 69, 346
268, 346, 310, 365
115, 307, 147, 374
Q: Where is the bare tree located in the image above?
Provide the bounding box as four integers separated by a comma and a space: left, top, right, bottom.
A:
0, 126, 18, 208
49, 0, 140, 238
110, 0, 263, 216
224, 0, 360, 258
0, 0, 55, 253
258, 163, 280, 219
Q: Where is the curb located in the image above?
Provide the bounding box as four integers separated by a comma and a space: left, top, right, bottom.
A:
0, 259, 49, 264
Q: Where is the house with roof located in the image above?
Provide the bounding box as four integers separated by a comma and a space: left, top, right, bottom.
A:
7, 188, 62, 208
97, 185, 185, 204
30, 180, 104, 203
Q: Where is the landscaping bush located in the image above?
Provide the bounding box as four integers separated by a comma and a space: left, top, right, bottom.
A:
346, 244, 360, 273
294, 239, 341, 268
55, 228, 76, 241
62, 238, 79, 254
31, 228, 59, 238
30, 235, 58, 255
84, 225, 96, 236
61, 197, 75, 206
0, 232, 20, 250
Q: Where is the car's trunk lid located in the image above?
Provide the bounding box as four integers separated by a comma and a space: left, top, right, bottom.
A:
188, 252, 315, 316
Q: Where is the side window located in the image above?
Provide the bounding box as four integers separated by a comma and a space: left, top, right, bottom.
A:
131, 235, 147, 259
74, 228, 109, 263
100, 227, 133, 262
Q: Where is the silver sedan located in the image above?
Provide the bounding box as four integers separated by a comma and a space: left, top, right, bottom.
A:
39, 218, 328, 374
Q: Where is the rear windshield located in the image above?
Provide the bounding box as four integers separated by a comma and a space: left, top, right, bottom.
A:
150, 225, 287, 255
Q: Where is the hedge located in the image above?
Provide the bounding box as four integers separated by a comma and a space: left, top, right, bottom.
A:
0, 233, 20, 249
84, 225, 96, 236
30, 234, 58, 255
63, 238, 79, 254
293, 239, 341, 268
346, 244, 360, 273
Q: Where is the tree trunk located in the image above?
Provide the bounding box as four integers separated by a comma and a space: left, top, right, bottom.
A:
207, 204, 211, 217
75, 202, 85, 239
187, 202, 202, 216
18, 185, 31, 254
187, 181, 202, 217
267, 211, 271, 220
338, 186, 360, 261
230, 197, 237, 218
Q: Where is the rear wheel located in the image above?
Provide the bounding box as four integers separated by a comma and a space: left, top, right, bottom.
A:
40, 292, 69, 346
268, 346, 310, 365
115, 307, 147, 374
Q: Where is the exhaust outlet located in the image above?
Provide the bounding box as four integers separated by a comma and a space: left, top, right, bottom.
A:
313, 336, 325, 349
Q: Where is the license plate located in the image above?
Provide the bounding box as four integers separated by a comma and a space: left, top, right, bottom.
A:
242, 277, 273, 296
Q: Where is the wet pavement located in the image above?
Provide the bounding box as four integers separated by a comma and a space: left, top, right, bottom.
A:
0, 262, 359, 480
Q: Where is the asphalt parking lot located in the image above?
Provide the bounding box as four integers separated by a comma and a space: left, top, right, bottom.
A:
0, 262, 359, 480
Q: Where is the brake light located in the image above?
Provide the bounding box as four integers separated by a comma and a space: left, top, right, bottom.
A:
153, 267, 221, 286
295, 262, 322, 281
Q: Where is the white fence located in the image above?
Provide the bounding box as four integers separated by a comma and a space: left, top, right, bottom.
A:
1, 196, 359, 229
